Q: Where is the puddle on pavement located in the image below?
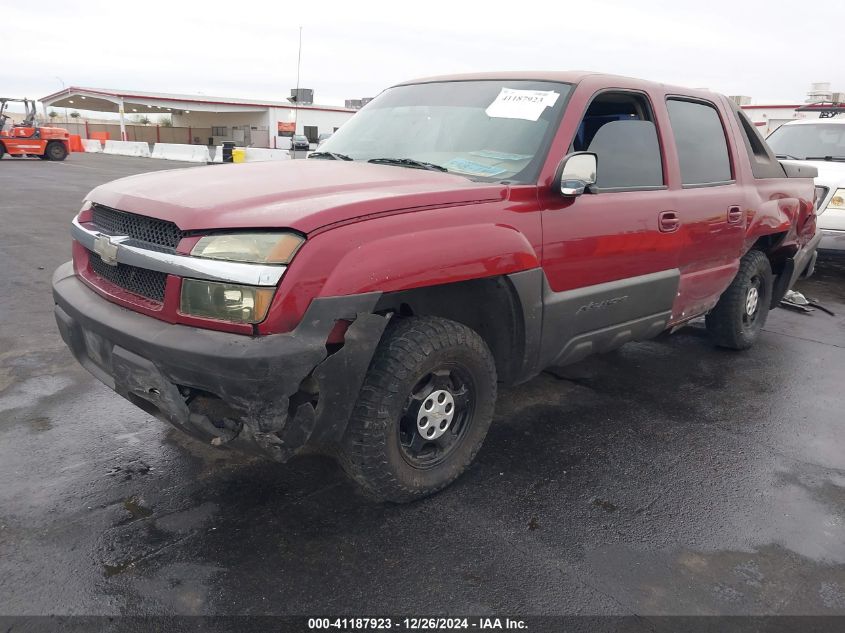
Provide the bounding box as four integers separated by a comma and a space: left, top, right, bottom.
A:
586, 542, 845, 615
593, 498, 618, 512
123, 496, 153, 521
103, 559, 136, 578
0, 374, 75, 413
26, 416, 52, 432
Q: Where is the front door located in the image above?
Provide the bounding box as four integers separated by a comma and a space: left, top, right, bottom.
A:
539, 90, 683, 368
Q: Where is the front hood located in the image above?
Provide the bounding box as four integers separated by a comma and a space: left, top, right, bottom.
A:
87, 160, 506, 233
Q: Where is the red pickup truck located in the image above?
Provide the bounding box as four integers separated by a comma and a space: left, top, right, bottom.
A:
53, 72, 820, 502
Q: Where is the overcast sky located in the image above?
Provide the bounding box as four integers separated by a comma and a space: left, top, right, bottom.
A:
5, 0, 844, 112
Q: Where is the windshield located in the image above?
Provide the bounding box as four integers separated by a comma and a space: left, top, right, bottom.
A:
767, 123, 845, 160
316, 80, 572, 182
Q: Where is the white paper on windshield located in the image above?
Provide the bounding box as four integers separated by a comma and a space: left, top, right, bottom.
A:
485, 88, 560, 121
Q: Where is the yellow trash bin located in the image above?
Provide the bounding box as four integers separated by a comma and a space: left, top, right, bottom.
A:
232, 148, 246, 164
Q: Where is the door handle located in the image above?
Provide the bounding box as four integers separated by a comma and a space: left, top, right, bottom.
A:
727, 206, 744, 224
658, 210, 680, 233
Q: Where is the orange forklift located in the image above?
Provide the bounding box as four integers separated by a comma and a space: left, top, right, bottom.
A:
0, 98, 70, 161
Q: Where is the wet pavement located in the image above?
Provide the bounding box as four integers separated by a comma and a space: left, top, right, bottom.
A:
1, 154, 844, 620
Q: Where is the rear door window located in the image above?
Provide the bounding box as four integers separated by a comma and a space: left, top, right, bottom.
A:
666, 99, 732, 185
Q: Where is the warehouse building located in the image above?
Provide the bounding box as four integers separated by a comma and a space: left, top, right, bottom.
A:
40, 86, 358, 148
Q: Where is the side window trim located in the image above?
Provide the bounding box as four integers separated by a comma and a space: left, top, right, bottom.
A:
570, 88, 667, 193
596, 184, 668, 193
680, 180, 735, 189
731, 103, 787, 180
665, 95, 736, 188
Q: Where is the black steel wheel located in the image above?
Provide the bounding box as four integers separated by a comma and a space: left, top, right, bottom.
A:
706, 249, 773, 350
398, 365, 476, 469
340, 316, 497, 502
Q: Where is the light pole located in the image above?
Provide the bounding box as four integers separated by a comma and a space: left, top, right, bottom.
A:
55, 76, 69, 124
293, 26, 302, 137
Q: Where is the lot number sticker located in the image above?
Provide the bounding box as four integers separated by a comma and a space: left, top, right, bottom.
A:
485, 88, 560, 121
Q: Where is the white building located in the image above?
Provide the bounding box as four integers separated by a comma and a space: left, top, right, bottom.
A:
739, 104, 816, 137
738, 82, 845, 137
40, 86, 357, 148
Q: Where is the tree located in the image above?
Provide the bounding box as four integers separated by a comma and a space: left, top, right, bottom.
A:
48, 110, 58, 119
159, 116, 173, 127
138, 115, 151, 125
69, 111, 81, 119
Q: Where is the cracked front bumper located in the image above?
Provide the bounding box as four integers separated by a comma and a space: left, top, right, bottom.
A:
52, 261, 388, 461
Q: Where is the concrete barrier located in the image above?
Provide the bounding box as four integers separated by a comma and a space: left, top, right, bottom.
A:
103, 140, 151, 158
244, 148, 290, 162
212, 146, 290, 163
151, 143, 211, 163
82, 139, 103, 153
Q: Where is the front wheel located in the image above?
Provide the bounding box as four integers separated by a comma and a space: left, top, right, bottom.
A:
706, 249, 773, 350
340, 316, 497, 503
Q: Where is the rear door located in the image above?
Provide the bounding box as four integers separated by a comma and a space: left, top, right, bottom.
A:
664, 97, 746, 322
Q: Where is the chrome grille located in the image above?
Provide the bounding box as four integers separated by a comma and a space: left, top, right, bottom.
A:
91, 204, 184, 249
88, 250, 167, 302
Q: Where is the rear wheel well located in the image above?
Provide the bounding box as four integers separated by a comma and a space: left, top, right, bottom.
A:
751, 231, 791, 275
374, 277, 525, 384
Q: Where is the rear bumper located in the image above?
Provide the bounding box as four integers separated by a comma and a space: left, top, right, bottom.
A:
52, 261, 388, 461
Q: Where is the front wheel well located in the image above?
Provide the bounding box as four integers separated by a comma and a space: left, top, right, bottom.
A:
374, 276, 526, 384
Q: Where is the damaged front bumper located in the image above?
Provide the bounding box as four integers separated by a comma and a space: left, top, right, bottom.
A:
52, 262, 388, 461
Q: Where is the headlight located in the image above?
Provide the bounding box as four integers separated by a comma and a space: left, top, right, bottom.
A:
815, 186, 829, 210
180, 279, 275, 324
191, 232, 304, 264
828, 188, 845, 210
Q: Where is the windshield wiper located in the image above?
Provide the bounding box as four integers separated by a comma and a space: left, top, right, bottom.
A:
805, 156, 845, 162
308, 151, 353, 161
368, 157, 448, 172
776, 153, 801, 160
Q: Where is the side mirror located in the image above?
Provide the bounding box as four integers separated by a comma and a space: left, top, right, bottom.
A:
559, 152, 597, 197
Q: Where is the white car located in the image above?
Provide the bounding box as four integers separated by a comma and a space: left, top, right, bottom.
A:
767, 117, 845, 251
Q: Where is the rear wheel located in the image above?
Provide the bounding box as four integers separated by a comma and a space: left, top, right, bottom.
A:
0, 143, 5, 160
706, 249, 773, 350
340, 316, 497, 502
45, 141, 68, 161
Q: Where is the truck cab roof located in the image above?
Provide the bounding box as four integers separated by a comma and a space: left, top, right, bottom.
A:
396, 70, 724, 102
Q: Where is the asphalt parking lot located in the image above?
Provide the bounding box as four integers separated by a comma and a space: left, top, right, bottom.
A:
1, 153, 844, 625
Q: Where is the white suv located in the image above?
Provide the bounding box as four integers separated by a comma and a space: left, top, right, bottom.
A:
767, 117, 845, 251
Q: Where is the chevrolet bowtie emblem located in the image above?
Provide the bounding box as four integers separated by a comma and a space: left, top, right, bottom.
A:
94, 234, 120, 266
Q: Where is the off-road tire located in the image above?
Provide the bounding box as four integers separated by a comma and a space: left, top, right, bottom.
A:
46, 141, 68, 161
706, 249, 773, 350
340, 316, 497, 503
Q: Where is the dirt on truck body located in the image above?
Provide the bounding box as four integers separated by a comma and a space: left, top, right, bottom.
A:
53, 71, 820, 502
